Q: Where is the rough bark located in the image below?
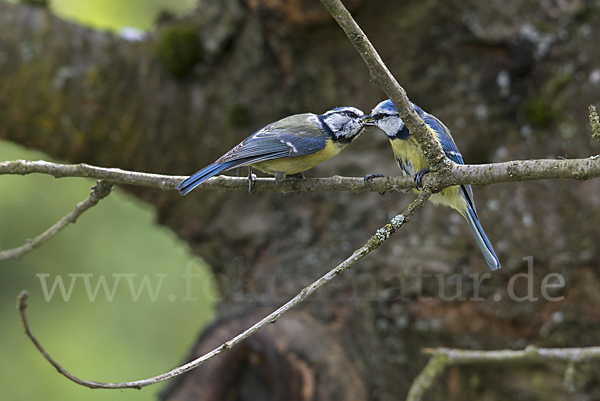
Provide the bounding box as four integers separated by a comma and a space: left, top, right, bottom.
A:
2, 0, 600, 399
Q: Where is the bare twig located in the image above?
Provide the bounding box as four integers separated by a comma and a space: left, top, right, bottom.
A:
406, 354, 448, 401
590, 105, 600, 142
407, 346, 600, 401
319, 0, 447, 174
0, 159, 414, 193
2, 159, 600, 195
17, 190, 431, 389
1, 160, 180, 189
445, 156, 600, 185
423, 345, 600, 363
17, 291, 111, 388
0, 180, 113, 262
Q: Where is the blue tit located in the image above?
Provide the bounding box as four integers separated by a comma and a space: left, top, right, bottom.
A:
369, 99, 501, 271
175, 107, 368, 195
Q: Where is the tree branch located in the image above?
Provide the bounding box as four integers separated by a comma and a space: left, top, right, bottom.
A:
590, 105, 600, 142
17, 190, 431, 389
406, 354, 449, 401
0, 159, 413, 193
407, 346, 600, 401
0, 180, 113, 262
318, 0, 448, 174
2, 158, 599, 195
17, 291, 112, 388
446, 156, 600, 185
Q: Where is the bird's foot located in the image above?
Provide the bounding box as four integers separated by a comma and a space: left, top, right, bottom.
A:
248, 167, 257, 194
364, 174, 386, 195
364, 173, 385, 183
287, 172, 305, 190
414, 169, 430, 190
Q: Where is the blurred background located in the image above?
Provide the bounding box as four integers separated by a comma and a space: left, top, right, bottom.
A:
2, 0, 600, 399
0, 1, 216, 401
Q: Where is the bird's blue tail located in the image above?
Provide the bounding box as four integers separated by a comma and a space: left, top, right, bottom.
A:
175, 161, 239, 196
462, 196, 501, 271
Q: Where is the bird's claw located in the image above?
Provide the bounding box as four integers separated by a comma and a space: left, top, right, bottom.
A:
248, 167, 257, 194
364, 173, 385, 183
364, 174, 386, 195
287, 172, 305, 190
414, 169, 429, 190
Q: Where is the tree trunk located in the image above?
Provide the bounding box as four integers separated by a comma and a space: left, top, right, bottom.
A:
2, 0, 600, 399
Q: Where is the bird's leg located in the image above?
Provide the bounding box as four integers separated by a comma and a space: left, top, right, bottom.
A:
287, 172, 305, 190
287, 172, 305, 180
363, 174, 385, 183
247, 166, 257, 194
414, 169, 430, 190
364, 174, 386, 195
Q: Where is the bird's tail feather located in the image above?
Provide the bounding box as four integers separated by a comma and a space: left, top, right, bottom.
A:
175, 161, 240, 195
463, 201, 501, 271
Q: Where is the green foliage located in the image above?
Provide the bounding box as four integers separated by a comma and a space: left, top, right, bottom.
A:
155, 24, 203, 78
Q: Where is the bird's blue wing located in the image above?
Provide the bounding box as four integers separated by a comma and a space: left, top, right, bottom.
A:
420, 108, 476, 214
461, 186, 501, 270
176, 119, 327, 195
272, 132, 326, 157
413, 103, 499, 268
422, 113, 465, 166
175, 160, 239, 195
216, 125, 326, 164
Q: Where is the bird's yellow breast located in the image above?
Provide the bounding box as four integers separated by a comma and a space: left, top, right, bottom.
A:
251, 138, 344, 176
389, 137, 429, 175
389, 134, 468, 216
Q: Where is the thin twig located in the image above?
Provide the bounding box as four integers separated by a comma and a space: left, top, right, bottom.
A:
17, 291, 111, 388
407, 346, 600, 401
0, 159, 413, 193
319, 0, 448, 174
422, 345, 600, 364
1, 158, 600, 195
406, 354, 449, 401
16, 190, 431, 389
590, 105, 600, 142
0, 180, 113, 262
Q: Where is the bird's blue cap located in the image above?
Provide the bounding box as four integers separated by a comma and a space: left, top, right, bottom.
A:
379, 100, 427, 118
379, 99, 397, 112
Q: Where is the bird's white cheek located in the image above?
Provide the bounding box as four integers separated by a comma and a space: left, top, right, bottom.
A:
377, 118, 399, 136
344, 121, 362, 136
